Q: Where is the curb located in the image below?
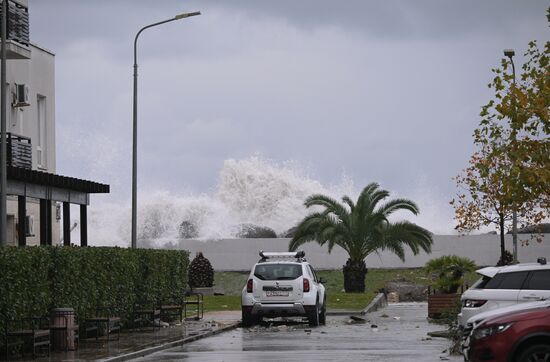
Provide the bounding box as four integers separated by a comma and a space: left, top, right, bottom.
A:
326, 310, 364, 316
97, 322, 240, 362
361, 293, 388, 315
326, 293, 388, 316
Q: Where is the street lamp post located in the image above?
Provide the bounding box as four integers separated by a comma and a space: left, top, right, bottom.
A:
131, 11, 200, 249
504, 48, 518, 264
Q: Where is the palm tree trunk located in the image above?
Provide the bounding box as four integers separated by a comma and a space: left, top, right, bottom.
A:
342, 258, 368, 293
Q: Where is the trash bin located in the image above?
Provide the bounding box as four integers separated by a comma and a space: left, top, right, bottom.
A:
50, 308, 76, 351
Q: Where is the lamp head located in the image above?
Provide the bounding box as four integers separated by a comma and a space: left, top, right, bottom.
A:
175, 11, 201, 20
503, 49, 515, 58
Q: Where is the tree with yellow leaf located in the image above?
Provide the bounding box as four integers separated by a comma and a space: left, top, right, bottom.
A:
452, 9, 550, 263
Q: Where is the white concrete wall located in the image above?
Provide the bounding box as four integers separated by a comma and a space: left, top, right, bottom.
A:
177, 234, 550, 271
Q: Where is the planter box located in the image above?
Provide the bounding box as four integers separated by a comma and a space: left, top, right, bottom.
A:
428, 293, 460, 318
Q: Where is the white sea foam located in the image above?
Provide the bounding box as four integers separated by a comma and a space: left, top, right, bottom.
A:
80, 156, 356, 246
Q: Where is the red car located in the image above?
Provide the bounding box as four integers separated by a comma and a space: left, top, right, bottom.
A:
468, 306, 550, 362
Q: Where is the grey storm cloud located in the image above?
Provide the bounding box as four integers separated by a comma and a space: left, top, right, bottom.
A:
28, 0, 549, 234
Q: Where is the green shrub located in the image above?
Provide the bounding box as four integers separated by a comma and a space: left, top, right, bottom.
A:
425, 255, 476, 294
0, 246, 189, 335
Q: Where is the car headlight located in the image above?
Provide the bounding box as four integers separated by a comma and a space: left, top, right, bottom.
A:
463, 299, 487, 308
471, 323, 513, 340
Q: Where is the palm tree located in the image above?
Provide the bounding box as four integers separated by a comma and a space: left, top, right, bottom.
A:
289, 182, 433, 292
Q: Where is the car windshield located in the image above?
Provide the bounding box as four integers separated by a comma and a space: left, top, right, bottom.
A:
254, 264, 302, 280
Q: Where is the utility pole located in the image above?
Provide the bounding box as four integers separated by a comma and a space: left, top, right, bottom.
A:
0, 0, 8, 247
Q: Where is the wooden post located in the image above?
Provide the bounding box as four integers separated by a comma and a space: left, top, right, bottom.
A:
39, 199, 47, 245
17, 195, 26, 246
63, 202, 70, 246
39, 199, 52, 245
80, 205, 87, 247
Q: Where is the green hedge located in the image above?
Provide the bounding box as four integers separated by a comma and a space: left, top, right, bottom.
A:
0, 246, 189, 332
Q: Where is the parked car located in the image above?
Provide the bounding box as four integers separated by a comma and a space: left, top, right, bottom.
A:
466, 306, 550, 362
458, 257, 550, 327
461, 299, 550, 359
241, 251, 327, 327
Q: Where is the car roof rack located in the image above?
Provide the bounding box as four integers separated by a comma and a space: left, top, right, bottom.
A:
258, 250, 306, 263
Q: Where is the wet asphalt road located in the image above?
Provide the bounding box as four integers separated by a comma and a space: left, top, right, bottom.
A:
133, 303, 463, 362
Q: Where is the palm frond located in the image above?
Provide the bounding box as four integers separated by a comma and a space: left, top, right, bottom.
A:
341, 196, 355, 212
383, 221, 433, 256
304, 194, 351, 222
378, 198, 420, 217
289, 182, 433, 265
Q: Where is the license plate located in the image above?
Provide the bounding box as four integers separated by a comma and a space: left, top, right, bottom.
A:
266, 291, 289, 297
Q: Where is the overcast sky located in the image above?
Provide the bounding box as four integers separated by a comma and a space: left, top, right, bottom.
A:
29, 1, 549, 234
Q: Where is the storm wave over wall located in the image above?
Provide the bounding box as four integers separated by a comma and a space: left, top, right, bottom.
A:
84, 156, 355, 247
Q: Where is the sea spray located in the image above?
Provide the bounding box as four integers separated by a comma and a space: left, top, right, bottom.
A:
78, 156, 355, 246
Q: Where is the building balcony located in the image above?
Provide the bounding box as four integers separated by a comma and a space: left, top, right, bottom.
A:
4, 132, 32, 169
0, 0, 30, 59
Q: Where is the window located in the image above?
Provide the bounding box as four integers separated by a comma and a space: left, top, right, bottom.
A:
254, 264, 302, 280
525, 271, 550, 290
36, 95, 46, 168
484, 271, 529, 289
308, 265, 318, 283
473, 276, 491, 289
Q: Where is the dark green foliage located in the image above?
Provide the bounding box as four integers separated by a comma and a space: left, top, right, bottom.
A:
496, 250, 514, 266
179, 221, 199, 239
281, 226, 297, 238
290, 182, 433, 292
0, 247, 52, 334
188, 252, 214, 288
0, 246, 189, 333
235, 224, 277, 238
425, 255, 476, 294
507, 223, 550, 234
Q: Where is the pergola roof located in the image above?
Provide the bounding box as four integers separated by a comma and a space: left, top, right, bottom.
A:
8, 166, 110, 194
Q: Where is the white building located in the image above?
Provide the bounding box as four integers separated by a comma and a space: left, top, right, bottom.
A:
2, 0, 109, 246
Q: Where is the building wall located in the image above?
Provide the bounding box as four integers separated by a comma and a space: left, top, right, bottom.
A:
7, 44, 56, 172
5, 43, 59, 245
178, 234, 550, 271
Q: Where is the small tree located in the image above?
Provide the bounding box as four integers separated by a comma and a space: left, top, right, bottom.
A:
289, 182, 432, 293
452, 9, 550, 255
188, 252, 214, 288
425, 255, 476, 294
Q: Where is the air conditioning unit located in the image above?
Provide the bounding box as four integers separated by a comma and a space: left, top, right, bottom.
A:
13, 84, 30, 107
25, 215, 34, 237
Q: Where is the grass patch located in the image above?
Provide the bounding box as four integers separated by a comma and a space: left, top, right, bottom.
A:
203, 295, 241, 313
203, 268, 481, 312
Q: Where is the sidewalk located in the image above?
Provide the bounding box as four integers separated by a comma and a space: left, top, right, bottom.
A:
22, 312, 241, 362
17, 295, 386, 361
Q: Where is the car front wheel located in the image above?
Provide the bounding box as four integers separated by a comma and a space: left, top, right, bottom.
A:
517, 344, 550, 362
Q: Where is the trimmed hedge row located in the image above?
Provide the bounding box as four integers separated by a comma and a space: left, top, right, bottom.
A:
0, 246, 189, 331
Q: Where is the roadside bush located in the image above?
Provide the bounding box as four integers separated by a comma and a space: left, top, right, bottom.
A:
0, 246, 189, 335
425, 255, 476, 294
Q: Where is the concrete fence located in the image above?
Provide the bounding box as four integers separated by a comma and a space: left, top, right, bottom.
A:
177, 234, 550, 271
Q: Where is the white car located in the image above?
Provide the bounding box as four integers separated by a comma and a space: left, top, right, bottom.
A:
461, 299, 550, 360
241, 251, 327, 327
458, 257, 550, 327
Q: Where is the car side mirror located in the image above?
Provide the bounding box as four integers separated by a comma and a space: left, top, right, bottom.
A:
319, 277, 327, 284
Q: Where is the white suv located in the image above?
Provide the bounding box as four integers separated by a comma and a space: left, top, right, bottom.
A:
458, 257, 550, 327
241, 251, 327, 327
